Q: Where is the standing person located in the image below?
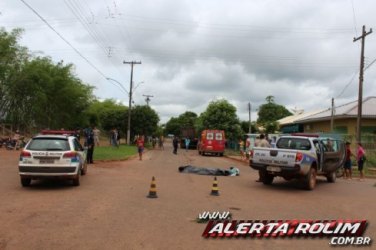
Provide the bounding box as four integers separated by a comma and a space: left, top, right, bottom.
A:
13, 130, 21, 149
75, 128, 81, 142
239, 138, 245, 161
86, 126, 95, 164
185, 137, 191, 152
344, 142, 354, 179
256, 134, 271, 182
159, 135, 164, 150
110, 128, 118, 147
93, 126, 100, 146
117, 129, 121, 145
136, 135, 145, 160
245, 136, 251, 160
173, 136, 179, 154
259, 134, 271, 148
357, 142, 366, 181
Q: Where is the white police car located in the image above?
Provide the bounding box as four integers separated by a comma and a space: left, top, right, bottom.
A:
18, 130, 87, 187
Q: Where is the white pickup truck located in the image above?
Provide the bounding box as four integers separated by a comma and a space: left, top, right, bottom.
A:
250, 135, 346, 190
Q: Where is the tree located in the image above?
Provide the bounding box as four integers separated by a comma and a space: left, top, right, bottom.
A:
178, 111, 197, 128
4, 56, 94, 130
165, 117, 181, 136
257, 96, 292, 133
131, 105, 159, 137
165, 111, 198, 136
0, 28, 94, 131
0, 28, 29, 122
198, 99, 242, 140
240, 120, 257, 134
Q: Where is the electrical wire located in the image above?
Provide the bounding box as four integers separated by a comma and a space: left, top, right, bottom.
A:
19, 0, 108, 79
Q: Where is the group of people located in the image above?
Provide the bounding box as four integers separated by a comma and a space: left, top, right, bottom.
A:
239, 134, 271, 161
344, 142, 366, 181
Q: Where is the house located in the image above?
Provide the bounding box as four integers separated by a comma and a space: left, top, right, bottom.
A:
278, 109, 326, 133
278, 96, 376, 137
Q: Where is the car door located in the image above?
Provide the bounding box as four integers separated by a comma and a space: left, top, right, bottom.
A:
321, 139, 345, 173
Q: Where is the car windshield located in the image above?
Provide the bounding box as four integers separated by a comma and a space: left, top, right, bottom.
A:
27, 138, 70, 151
276, 138, 311, 150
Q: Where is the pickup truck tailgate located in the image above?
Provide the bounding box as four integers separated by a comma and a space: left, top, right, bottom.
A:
253, 148, 297, 167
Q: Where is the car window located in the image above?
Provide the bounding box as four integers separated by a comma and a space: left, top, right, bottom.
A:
206, 132, 214, 140
73, 139, 83, 151
320, 139, 340, 152
215, 132, 223, 140
277, 138, 311, 150
27, 138, 70, 151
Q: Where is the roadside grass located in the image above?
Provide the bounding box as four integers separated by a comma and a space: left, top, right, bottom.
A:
94, 144, 138, 161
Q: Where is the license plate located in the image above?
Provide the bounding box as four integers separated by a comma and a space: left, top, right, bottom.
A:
40, 159, 54, 164
267, 166, 281, 172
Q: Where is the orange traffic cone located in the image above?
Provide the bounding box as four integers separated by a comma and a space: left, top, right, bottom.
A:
147, 176, 158, 198
210, 176, 220, 196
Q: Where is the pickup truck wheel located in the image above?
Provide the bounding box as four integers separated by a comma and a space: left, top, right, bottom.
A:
260, 171, 274, 185
335, 167, 344, 178
20, 177, 31, 187
326, 171, 336, 183
72, 171, 80, 186
304, 168, 316, 190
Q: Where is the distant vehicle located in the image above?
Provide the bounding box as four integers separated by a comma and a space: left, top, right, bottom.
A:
197, 130, 226, 156
180, 127, 198, 149
249, 135, 346, 190
18, 130, 87, 187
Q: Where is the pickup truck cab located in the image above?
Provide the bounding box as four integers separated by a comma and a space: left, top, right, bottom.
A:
250, 135, 345, 190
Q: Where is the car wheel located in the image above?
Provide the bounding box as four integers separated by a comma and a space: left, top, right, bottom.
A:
72, 171, 80, 186
260, 171, 274, 185
326, 171, 336, 183
304, 168, 317, 190
335, 167, 344, 178
20, 177, 31, 187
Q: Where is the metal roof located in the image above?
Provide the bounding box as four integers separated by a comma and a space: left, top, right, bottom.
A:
278, 109, 326, 125
295, 96, 376, 123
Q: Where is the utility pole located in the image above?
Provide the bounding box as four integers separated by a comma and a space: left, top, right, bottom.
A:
123, 60, 141, 145
353, 25, 372, 143
248, 102, 252, 133
143, 94, 154, 106
330, 98, 335, 132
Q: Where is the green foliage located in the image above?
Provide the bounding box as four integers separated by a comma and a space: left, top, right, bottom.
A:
257, 96, 292, 133
165, 117, 181, 136
0, 28, 94, 131
0, 28, 29, 120
240, 120, 257, 134
198, 99, 242, 140
94, 144, 137, 161
131, 105, 159, 137
165, 111, 198, 136
86, 99, 128, 134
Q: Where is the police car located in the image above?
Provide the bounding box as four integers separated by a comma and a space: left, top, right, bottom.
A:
18, 130, 87, 187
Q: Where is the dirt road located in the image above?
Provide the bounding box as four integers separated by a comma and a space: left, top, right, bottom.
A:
0, 144, 375, 250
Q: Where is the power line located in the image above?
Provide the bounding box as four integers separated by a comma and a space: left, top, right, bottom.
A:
19, 0, 107, 79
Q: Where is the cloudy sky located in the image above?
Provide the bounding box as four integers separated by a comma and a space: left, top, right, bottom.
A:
1, 0, 376, 123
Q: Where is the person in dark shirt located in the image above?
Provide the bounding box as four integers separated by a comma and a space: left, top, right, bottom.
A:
173, 136, 179, 154
86, 127, 95, 164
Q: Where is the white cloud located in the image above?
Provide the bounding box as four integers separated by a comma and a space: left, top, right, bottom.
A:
2, 0, 376, 124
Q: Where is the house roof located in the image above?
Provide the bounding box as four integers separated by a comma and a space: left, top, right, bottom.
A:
278, 109, 326, 125
295, 96, 376, 123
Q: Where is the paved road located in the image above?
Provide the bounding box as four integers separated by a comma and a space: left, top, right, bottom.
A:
0, 144, 375, 250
